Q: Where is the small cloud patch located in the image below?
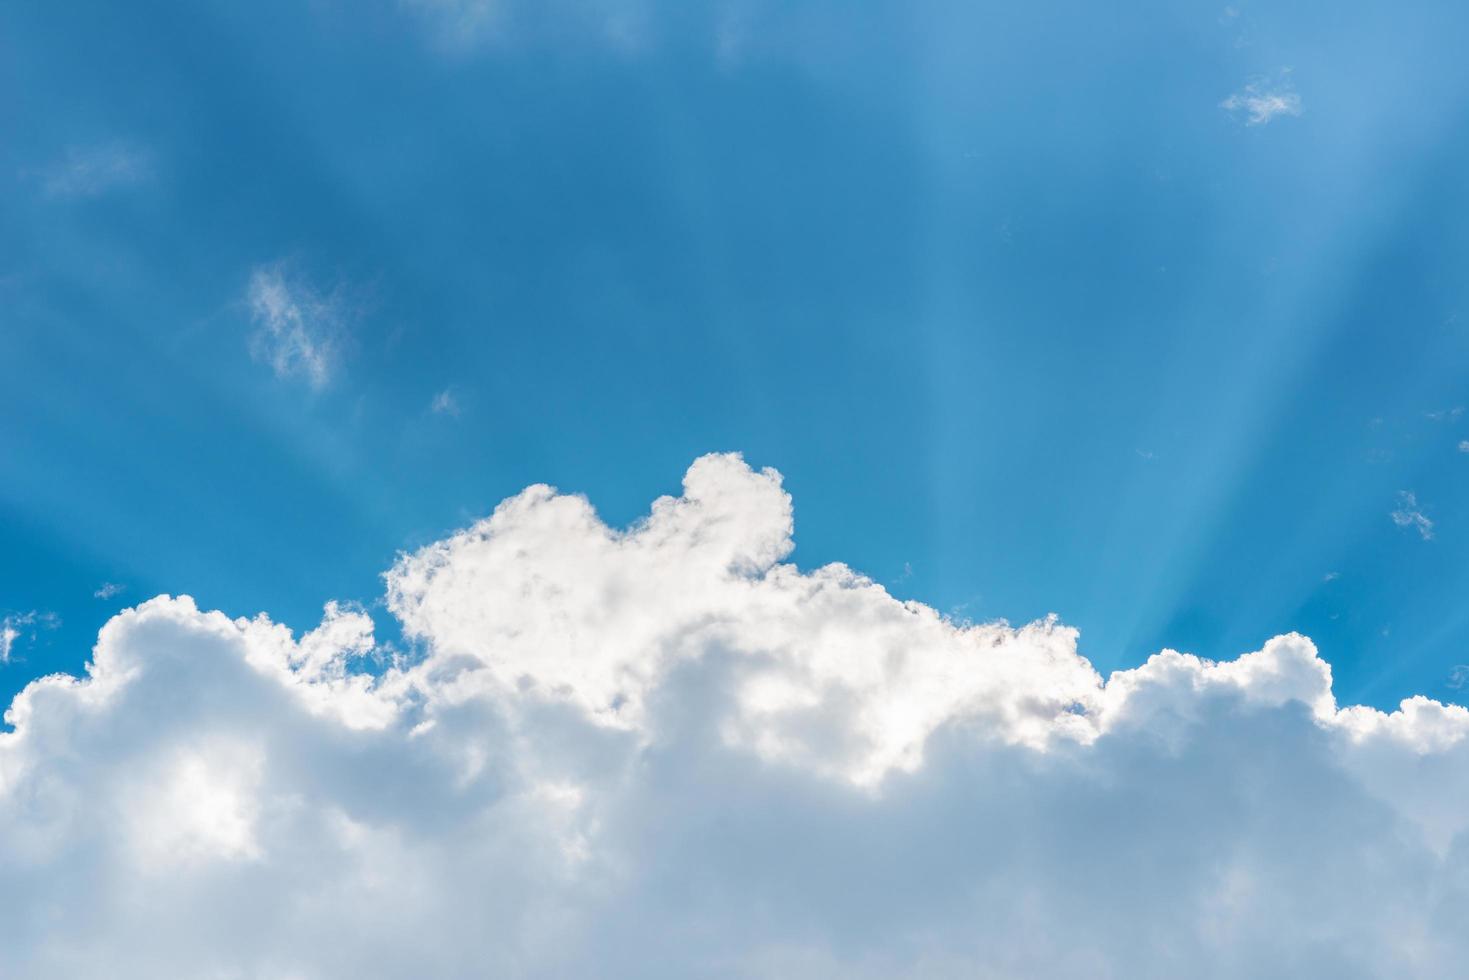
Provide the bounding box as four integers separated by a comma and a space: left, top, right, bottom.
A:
38, 141, 151, 198
431, 388, 462, 417
1390, 490, 1434, 541
0, 610, 58, 664
1221, 71, 1303, 125
246, 264, 351, 389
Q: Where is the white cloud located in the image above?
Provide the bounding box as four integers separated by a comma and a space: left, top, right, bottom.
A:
38, 141, 151, 198
1458, 440, 1469, 453
1391, 490, 1434, 540
3, 455, 1469, 976
246, 265, 347, 388
94, 582, 126, 600
430, 387, 462, 417
0, 620, 19, 664
0, 611, 54, 664
1221, 71, 1303, 125
403, 0, 815, 63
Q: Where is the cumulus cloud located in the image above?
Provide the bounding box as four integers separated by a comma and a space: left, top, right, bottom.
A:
1391, 490, 1434, 540
246, 264, 348, 388
1221, 71, 1303, 125
4, 454, 1469, 976
37, 141, 151, 198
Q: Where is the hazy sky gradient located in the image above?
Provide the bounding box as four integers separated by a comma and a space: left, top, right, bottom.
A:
7, 6, 1469, 971
5, 0, 1469, 706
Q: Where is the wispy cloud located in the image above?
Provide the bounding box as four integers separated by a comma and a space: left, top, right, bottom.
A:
408, 0, 503, 47
94, 582, 126, 600
0, 611, 57, 664
0, 619, 20, 665
409, 0, 652, 54
1450, 665, 1469, 690
39, 141, 152, 198
431, 387, 462, 417
1390, 490, 1434, 540
1217, 4, 1259, 49
246, 265, 348, 389
1221, 71, 1303, 125
1457, 440, 1469, 454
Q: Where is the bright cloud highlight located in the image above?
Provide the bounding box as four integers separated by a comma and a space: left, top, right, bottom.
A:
3, 455, 1469, 977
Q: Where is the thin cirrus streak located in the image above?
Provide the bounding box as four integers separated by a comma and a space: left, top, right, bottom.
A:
1220, 71, 1303, 126
245, 264, 348, 390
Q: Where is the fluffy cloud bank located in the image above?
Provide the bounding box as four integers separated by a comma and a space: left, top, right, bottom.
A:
4, 454, 1469, 977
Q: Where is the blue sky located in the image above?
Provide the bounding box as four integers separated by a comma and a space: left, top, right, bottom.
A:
5, 0, 1469, 716
10, 4, 1469, 974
